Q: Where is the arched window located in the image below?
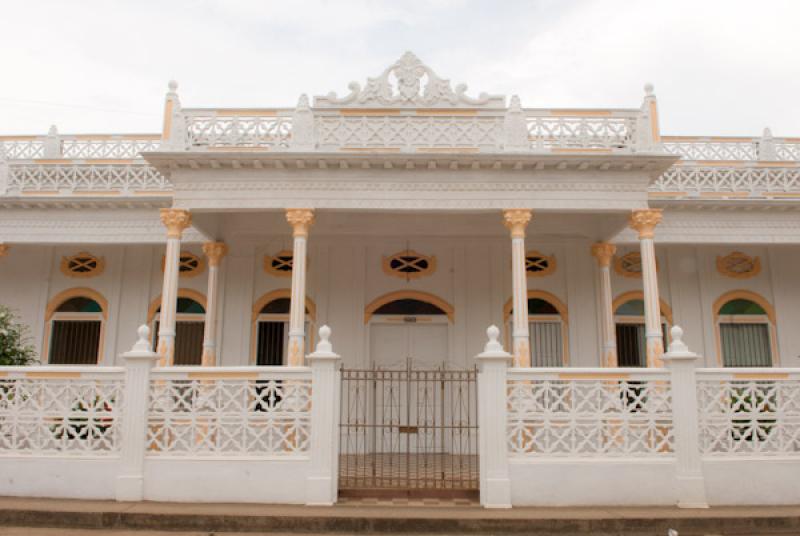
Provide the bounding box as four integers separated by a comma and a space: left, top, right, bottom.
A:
715, 292, 775, 367
613, 294, 671, 367
505, 292, 568, 367
45, 289, 107, 365
150, 294, 206, 366
252, 291, 315, 366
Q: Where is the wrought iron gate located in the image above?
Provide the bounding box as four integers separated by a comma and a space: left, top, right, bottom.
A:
338, 360, 478, 497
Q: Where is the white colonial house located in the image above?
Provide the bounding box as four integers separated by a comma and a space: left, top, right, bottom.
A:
0, 53, 798, 508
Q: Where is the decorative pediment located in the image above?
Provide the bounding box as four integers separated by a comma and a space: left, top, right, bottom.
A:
314, 51, 505, 109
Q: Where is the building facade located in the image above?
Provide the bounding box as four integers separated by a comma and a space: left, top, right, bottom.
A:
1, 52, 798, 372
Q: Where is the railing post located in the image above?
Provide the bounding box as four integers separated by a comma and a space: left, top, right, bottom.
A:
503, 95, 528, 152
661, 325, 708, 509
758, 127, 777, 161
636, 83, 661, 152
161, 81, 186, 151
306, 325, 341, 505
0, 144, 8, 196
115, 325, 159, 502
44, 125, 61, 158
475, 325, 513, 508
290, 94, 315, 151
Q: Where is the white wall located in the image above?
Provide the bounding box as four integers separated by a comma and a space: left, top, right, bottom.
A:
1, 239, 798, 367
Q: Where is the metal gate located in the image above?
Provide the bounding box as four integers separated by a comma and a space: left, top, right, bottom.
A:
338, 360, 478, 497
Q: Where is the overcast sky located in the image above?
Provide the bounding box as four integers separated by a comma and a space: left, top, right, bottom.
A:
1, 0, 798, 136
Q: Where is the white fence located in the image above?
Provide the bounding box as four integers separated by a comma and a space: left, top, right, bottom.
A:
0, 325, 340, 505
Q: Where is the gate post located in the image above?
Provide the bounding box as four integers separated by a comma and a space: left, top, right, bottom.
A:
475, 325, 513, 508
116, 325, 160, 502
306, 325, 341, 505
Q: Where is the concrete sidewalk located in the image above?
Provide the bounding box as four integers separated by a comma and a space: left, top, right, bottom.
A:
0, 497, 799, 534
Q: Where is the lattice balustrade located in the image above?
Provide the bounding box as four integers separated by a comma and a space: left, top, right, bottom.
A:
506, 370, 673, 457
184, 111, 293, 149
0, 138, 45, 159
697, 371, 800, 456
524, 113, 638, 151
0, 369, 124, 455
652, 164, 800, 196
7, 163, 171, 193
146, 369, 312, 456
315, 115, 504, 150
60, 137, 161, 159
663, 138, 800, 162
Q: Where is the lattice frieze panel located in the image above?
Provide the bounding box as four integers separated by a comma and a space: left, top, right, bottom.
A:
186, 115, 292, 149
776, 143, 800, 161
0, 377, 123, 455
652, 165, 800, 195
147, 377, 312, 456
61, 138, 160, 159
663, 140, 758, 161
316, 115, 504, 150
0, 140, 45, 160
697, 378, 800, 456
7, 164, 171, 193
525, 116, 636, 150
507, 377, 673, 457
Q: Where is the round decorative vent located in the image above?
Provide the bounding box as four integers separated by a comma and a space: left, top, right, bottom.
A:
61, 252, 105, 278
264, 250, 294, 277
161, 252, 205, 278
383, 250, 436, 280
717, 251, 760, 279
525, 251, 556, 277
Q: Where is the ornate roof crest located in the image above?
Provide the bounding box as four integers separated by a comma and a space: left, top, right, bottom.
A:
314, 51, 505, 109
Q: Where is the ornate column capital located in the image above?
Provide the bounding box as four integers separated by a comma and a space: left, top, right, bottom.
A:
0, 244, 8, 257
286, 208, 315, 237
202, 241, 228, 267
629, 209, 663, 240
159, 208, 192, 239
590, 242, 616, 267
502, 209, 532, 239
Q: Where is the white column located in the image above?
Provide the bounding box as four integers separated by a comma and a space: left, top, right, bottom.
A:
116, 325, 160, 502
503, 209, 532, 367
629, 209, 664, 367
591, 242, 617, 367
157, 208, 191, 366
286, 208, 314, 367
475, 325, 512, 508
306, 325, 341, 505
661, 325, 708, 508
201, 241, 227, 367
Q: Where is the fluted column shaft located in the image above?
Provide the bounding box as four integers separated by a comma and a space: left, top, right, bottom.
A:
591, 242, 617, 367
630, 209, 664, 367
286, 209, 314, 366
201, 242, 227, 367
157, 209, 191, 366
503, 209, 532, 367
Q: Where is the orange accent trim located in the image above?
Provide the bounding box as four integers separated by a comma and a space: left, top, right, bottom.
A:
147, 288, 208, 323
25, 371, 82, 379
364, 290, 454, 324
559, 373, 630, 380
612, 290, 673, 325
733, 373, 789, 380
45, 288, 108, 322
549, 109, 613, 117
187, 371, 259, 380
503, 290, 569, 324
713, 290, 776, 325
251, 289, 317, 320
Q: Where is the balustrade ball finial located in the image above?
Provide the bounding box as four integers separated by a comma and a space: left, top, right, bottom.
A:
316, 325, 333, 353
48, 125, 58, 136
668, 325, 688, 353
644, 83, 654, 96
484, 325, 504, 353
763, 127, 773, 138
132, 324, 151, 352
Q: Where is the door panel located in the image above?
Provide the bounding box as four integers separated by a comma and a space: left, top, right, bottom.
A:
370, 323, 408, 369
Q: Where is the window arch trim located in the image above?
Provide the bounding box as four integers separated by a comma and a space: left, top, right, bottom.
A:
502, 290, 569, 324
713, 290, 775, 325
46, 287, 108, 322
251, 289, 317, 322
612, 290, 673, 325
364, 290, 454, 324
147, 288, 208, 323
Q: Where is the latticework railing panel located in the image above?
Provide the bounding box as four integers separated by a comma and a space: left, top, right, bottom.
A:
652, 165, 800, 195
524, 115, 637, 150
185, 112, 293, 149
0, 369, 124, 455
147, 369, 312, 457
697, 371, 800, 456
0, 139, 45, 160
507, 370, 673, 457
60, 137, 161, 159
7, 164, 171, 193
663, 138, 800, 162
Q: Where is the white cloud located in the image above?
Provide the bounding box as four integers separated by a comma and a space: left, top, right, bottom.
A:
1, 0, 797, 135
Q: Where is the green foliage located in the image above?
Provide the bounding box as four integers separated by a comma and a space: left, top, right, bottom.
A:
0, 306, 37, 366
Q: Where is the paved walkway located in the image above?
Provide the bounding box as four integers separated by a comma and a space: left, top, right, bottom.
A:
0, 497, 799, 534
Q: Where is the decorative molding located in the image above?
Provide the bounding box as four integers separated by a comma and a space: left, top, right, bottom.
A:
364, 290, 454, 324
147, 288, 207, 323
503, 209, 532, 238
286, 208, 315, 238
314, 51, 504, 109
524, 250, 556, 277
160, 252, 205, 278
716, 251, 761, 279
629, 209, 663, 239
60, 252, 105, 278
503, 290, 569, 324
45, 287, 109, 322
612, 290, 673, 325
382, 249, 437, 280
251, 289, 316, 320
590, 242, 616, 267
264, 250, 295, 277
614, 251, 661, 278
712, 289, 775, 325
159, 208, 192, 239
202, 241, 228, 267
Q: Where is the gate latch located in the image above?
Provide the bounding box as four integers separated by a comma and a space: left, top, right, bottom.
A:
398, 425, 419, 434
